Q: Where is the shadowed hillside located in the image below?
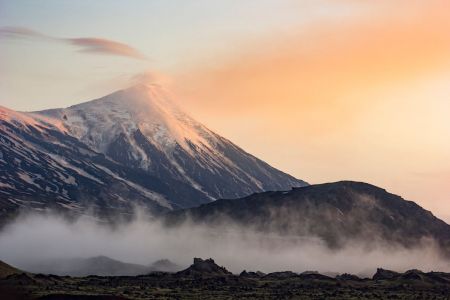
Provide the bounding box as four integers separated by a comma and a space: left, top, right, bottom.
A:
166, 181, 450, 254
0, 260, 21, 279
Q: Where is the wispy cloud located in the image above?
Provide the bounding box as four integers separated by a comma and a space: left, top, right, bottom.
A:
0, 26, 146, 60
0, 26, 46, 38
67, 38, 146, 59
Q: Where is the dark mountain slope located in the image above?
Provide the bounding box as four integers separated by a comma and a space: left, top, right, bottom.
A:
166, 181, 450, 254
0, 260, 21, 279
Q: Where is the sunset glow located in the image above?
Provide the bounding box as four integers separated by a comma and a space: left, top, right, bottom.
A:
1, 0, 450, 221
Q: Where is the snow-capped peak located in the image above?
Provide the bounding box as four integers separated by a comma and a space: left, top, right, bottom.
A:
1, 84, 306, 213
38, 84, 216, 155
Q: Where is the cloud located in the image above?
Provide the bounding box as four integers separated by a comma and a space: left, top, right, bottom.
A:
67, 38, 146, 59
0, 26, 146, 60
0, 212, 448, 276
0, 26, 46, 39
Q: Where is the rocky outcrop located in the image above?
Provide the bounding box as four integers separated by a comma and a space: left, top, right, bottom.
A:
176, 258, 232, 276
373, 268, 400, 280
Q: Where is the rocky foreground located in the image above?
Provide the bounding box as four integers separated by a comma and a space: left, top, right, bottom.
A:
1, 258, 450, 299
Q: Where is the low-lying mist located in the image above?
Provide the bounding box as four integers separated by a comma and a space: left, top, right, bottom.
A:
0, 211, 448, 277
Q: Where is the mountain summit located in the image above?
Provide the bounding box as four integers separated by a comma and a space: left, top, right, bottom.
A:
0, 85, 306, 219
37, 84, 306, 201
40, 84, 213, 155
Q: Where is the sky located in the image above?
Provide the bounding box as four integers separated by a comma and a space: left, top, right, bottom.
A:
1, 0, 450, 222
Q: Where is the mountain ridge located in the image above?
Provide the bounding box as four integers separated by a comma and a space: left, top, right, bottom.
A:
165, 180, 450, 255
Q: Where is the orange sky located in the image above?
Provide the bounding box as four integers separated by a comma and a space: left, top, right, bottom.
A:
172, 0, 450, 221
1, 0, 449, 221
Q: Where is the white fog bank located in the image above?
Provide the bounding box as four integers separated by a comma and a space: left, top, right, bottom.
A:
0, 212, 448, 277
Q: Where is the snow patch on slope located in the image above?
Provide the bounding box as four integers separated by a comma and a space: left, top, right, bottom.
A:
0, 106, 67, 133
17, 172, 42, 189
47, 154, 103, 185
